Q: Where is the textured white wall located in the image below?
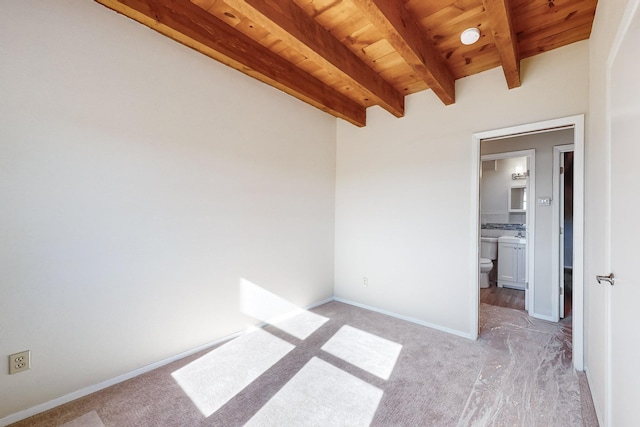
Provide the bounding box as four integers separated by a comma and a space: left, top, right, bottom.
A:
0, 1, 336, 418
335, 41, 589, 336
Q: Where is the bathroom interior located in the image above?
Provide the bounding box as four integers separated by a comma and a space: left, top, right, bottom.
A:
479, 156, 528, 311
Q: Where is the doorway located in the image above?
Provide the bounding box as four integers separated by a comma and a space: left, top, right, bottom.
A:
470, 115, 585, 371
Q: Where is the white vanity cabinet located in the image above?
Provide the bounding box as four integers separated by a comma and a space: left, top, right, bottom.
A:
497, 237, 526, 290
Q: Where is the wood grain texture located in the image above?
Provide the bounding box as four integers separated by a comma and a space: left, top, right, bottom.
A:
221, 0, 405, 117
93, 0, 597, 125
350, 0, 456, 105
483, 0, 521, 88
480, 285, 525, 310
96, 0, 367, 126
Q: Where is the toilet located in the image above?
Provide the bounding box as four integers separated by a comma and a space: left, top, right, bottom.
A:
480, 237, 498, 288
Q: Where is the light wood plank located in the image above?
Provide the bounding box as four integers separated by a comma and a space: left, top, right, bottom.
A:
217, 0, 404, 117
407, 0, 480, 21
93, 0, 597, 126
95, 0, 367, 126
482, 0, 521, 88
419, 3, 485, 30
514, 1, 597, 41
519, 22, 594, 59
350, 0, 456, 105
480, 285, 525, 311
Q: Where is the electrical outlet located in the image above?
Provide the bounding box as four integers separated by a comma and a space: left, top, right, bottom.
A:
363, 277, 368, 287
9, 350, 30, 375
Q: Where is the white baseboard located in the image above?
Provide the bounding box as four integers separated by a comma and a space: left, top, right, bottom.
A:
531, 312, 555, 322
0, 333, 240, 427
332, 297, 474, 340
0, 296, 335, 426
307, 296, 334, 309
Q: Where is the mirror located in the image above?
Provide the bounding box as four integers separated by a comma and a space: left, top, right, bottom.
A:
509, 186, 526, 212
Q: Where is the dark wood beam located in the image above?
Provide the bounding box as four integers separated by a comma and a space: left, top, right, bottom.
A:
217, 0, 404, 118
350, 0, 456, 105
483, 0, 521, 88
95, 0, 367, 126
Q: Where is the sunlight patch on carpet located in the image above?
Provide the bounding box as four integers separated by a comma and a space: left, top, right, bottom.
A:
245, 357, 383, 426
60, 411, 105, 427
321, 325, 402, 380
171, 328, 294, 417
240, 278, 329, 339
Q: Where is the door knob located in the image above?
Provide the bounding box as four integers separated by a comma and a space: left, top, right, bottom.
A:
596, 273, 615, 286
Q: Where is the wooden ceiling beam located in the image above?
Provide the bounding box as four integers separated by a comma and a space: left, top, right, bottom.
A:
482, 0, 521, 89
95, 0, 367, 126
350, 0, 456, 105
214, 0, 405, 118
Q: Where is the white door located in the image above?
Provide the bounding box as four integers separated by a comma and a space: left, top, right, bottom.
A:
607, 3, 640, 424
553, 144, 574, 321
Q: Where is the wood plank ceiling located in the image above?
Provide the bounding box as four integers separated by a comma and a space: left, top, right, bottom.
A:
96, 0, 598, 127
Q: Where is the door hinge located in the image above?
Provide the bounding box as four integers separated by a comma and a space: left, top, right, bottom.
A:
560, 166, 564, 174
560, 286, 563, 295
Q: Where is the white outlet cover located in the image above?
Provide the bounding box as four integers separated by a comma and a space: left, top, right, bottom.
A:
537, 197, 551, 206
9, 350, 31, 374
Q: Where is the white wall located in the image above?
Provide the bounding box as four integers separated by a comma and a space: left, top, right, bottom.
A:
586, 0, 634, 423
0, 1, 336, 418
481, 130, 574, 319
480, 157, 527, 219
335, 41, 589, 336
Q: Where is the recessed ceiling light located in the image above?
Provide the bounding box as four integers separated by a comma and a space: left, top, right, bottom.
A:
460, 27, 480, 45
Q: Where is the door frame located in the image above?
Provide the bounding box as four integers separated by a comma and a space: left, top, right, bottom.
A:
480, 150, 535, 315
470, 115, 585, 371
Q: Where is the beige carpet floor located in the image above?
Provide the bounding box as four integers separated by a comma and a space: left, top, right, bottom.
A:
10, 301, 598, 426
